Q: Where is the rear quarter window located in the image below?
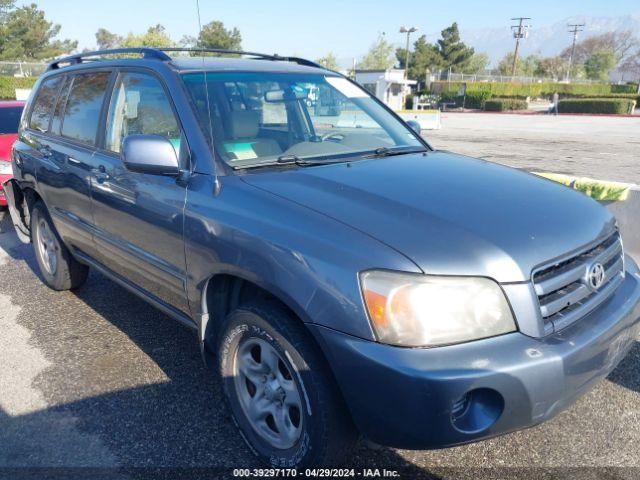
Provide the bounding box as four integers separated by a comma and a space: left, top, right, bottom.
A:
61, 72, 111, 145
28, 76, 63, 132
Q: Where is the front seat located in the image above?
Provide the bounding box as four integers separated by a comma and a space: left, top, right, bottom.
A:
223, 110, 282, 161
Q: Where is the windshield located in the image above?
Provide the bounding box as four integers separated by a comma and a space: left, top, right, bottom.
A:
0, 106, 23, 135
182, 72, 424, 168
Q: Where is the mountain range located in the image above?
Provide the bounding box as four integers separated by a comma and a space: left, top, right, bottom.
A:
460, 13, 640, 66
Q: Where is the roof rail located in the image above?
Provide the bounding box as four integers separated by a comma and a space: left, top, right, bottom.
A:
47, 47, 325, 72
47, 48, 172, 71
156, 48, 324, 69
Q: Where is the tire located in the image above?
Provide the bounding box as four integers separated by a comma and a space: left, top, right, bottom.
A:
218, 300, 356, 467
31, 201, 88, 291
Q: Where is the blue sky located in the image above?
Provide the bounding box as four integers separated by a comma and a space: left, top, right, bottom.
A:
19, 0, 640, 60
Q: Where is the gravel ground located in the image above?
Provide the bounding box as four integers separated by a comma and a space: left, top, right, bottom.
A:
1, 120, 640, 480
425, 113, 640, 185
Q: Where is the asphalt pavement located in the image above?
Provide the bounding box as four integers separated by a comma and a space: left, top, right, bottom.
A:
0, 209, 639, 480
426, 113, 640, 185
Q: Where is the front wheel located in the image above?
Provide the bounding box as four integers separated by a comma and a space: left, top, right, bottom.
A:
218, 301, 356, 467
31, 201, 88, 290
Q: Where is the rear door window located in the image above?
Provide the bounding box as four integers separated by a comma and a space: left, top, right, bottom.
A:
28, 76, 63, 133
61, 72, 111, 145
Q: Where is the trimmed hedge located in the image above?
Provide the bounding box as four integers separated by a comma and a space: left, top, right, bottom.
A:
573, 93, 640, 103
430, 81, 636, 100
0, 76, 36, 100
484, 98, 528, 111
558, 98, 636, 114
464, 90, 491, 109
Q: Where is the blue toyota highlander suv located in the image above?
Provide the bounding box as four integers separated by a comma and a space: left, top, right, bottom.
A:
4, 47, 640, 467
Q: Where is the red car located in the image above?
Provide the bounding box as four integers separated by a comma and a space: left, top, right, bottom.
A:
0, 101, 25, 208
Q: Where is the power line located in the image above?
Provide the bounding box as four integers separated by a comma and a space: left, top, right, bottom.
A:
566, 23, 585, 81
510, 17, 531, 76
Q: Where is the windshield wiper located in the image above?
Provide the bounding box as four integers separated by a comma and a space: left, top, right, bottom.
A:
232, 155, 349, 170
363, 147, 428, 159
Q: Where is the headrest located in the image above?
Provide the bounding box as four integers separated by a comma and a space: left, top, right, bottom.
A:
229, 109, 260, 139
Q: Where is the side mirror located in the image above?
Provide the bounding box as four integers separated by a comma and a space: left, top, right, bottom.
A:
122, 134, 180, 176
406, 120, 422, 135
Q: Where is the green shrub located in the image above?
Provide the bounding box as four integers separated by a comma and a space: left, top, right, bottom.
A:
429, 81, 636, 99
0, 76, 37, 100
572, 93, 640, 103
464, 90, 491, 109
484, 98, 528, 111
557, 98, 636, 114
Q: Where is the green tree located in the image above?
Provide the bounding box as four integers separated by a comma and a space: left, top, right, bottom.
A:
460, 52, 489, 74
436, 22, 474, 71
0, 0, 14, 19
95, 28, 122, 50
0, 3, 77, 60
560, 31, 638, 67
494, 53, 538, 76
396, 35, 444, 80
195, 20, 242, 50
534, 56, 569, 79
584, 49, 616, 81
316, 52, 338, 70
358, 34, 395, 70
120, 24, 174, 48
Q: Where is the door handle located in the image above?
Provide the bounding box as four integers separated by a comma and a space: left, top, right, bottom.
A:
39, 145, 52, 158
92, 165, 109, 183
68, 156, 81, 165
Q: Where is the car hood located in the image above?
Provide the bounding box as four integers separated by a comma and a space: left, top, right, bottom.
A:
241, 151, 615, 282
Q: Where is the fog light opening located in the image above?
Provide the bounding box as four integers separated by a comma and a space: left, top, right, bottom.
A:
451, 388, 504, 434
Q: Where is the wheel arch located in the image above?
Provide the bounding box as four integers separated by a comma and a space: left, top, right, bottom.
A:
198, 271, 318, 366
2, 179, 42, 243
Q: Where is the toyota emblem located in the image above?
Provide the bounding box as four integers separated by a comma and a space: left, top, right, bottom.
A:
587, 263, 606, 290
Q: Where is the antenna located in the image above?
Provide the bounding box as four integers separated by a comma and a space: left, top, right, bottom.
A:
195, 0, 215, 161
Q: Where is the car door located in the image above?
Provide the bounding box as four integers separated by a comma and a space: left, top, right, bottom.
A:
90, 70, 189, 314
43, 71, 112, 256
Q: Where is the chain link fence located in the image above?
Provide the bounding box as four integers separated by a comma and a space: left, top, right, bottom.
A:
431, 70, 603, 85
0, 61, 47, 77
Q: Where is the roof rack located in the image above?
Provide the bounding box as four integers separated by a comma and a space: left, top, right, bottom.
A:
47, 47, 324, 72
47, 48, 171, 71
156, 48, 323, 69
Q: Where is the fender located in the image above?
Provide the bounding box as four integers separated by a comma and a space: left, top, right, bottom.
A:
2, 179, 30, 243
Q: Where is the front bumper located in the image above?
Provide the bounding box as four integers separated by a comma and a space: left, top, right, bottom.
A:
310, 256, 640, 449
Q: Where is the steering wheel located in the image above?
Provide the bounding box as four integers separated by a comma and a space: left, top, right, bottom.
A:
321, 132, 345, 143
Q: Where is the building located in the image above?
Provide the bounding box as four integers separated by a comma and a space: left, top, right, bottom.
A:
354, 69, 416, 111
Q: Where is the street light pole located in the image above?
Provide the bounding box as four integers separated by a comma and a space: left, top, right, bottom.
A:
510, 17, 531, 77
400, 26, 417, 110
400, 26, 418, 80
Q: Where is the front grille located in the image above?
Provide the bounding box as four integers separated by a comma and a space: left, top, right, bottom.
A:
533, 231, 624, 332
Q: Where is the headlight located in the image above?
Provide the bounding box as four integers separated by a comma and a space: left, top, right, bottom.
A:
0, 161, 11, 175
360, 270, 516, 347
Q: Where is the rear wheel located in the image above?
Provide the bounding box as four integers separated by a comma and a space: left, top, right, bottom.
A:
218, 301, 356, 467
31, 201, 88, 290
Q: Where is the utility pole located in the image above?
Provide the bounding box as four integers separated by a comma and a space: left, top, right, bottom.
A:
510, 17, 531, 77
566, 23, 585, 82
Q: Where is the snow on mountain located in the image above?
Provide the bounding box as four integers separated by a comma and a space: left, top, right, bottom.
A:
460, 13, 640, 65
